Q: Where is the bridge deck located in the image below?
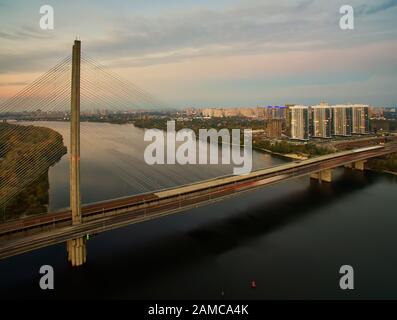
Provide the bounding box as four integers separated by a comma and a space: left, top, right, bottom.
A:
0, 143, 396, 260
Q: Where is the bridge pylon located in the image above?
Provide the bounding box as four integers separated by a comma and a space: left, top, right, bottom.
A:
67, 40, 86, 267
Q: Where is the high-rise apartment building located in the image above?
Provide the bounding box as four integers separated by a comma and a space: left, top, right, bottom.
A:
351, 104, 370, 134
311, 104, 332, 138
265, 119, 283, 138
261, 106, 287, 120
288, 105, 310, 140
331, 105, 353, 136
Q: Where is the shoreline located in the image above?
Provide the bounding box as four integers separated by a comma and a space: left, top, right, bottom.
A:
0, 123, 67, 219
366, 168, 397, 176
133, 123, 304, 161
253, 146, 308, 161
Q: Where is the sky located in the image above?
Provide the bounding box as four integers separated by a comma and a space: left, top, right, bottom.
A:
0, 0, 396, 107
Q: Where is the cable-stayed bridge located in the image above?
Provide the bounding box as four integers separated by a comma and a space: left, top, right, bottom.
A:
0, 41, 396, 266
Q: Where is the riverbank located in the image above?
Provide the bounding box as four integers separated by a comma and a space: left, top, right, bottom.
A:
366, 168, 397, 176
366, 154, 397, 176
382, 170, 397, 176
133, 118, 330, 159
133, 118, 397, 168
0, 123, 67, 219
252, 146, 308, 160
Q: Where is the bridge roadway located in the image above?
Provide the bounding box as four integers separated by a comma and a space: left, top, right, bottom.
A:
0, 143, 396, 260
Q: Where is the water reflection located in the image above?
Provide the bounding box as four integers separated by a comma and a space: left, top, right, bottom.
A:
20, 121, 286, 211
2, 168, 396, 299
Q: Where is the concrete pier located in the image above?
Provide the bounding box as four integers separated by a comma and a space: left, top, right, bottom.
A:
310, 169, 332, 183
344, 160, 366, 171
67, 237, 86, 267
353, 160, 366, 171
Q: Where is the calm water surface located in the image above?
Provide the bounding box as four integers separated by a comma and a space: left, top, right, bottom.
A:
0, 122, 397, 299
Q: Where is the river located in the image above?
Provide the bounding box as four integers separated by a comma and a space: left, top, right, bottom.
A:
0, 121, 397, 299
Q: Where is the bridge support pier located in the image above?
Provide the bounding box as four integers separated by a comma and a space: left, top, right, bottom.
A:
67, 238, 86, 267
353, 160, 366, 171
310, 169, 332, 183
344, 160, 366, 171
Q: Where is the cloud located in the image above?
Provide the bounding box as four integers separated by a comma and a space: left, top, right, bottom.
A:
0, 81, 29, 87
0, 47, 68, 73
1, 0, 396, 73
295, 0, 315, 10
0, 25, 52, 40
81, 0, 396, 69
85, 2, 330, 67
0, 0, 396, 106
357, 0, 397, 15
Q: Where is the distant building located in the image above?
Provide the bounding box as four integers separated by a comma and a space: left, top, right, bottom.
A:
201, 107, 257, 118
331, 105, 353, 136
265, 119, 283, 138
236, 108, 256, 118
370, 119, 390, 132
221, 108, 237, 117
384, 108, 397, 120
261, 106, 287, 120
285, 104, 294, 136
183, 107, 198, 116
369, 107, 384, 119
288, 105, 310, 140
201, 108, 226, 117
311, 104, 332, 138
351, 104, 370, 134
200, 106, 288, 119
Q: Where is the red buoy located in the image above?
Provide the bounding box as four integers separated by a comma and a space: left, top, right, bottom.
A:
251, 280, 256, 288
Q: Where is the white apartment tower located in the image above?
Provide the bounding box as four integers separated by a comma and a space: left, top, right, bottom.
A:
288, 105, 310, 140
311, 104, 332, 138
331, 105, 353, 136
351, 104, 370, 134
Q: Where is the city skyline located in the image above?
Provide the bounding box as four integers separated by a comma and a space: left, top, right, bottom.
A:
0, 0, 396, 107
